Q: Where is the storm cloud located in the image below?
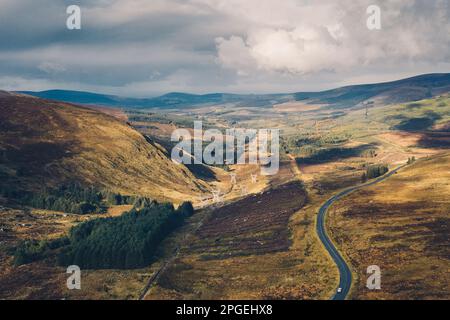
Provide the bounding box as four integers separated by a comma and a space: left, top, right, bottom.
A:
0, 0, 449, 96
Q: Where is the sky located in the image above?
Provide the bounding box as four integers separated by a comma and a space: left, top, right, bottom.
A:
0, 0, 449, 97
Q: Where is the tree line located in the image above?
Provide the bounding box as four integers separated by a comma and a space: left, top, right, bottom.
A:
14, 200, 195, 269
1, 183, 152, 215
361, 164, 389, 182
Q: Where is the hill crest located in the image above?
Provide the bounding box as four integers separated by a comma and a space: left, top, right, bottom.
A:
0, 91, 207, 203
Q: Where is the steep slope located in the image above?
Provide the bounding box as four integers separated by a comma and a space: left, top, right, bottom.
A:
0, 91, 207, 203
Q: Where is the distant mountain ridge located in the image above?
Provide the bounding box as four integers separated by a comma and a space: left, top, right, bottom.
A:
294, 73, 450, 109
19, 89, 291, 109
18, 73, 450, 109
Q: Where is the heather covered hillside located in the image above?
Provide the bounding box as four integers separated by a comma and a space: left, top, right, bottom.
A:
0, 92, 207, 203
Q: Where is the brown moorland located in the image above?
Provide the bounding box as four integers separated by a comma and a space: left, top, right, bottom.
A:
145, 176, 337, 300
0, 91, 207, 203
328, 152, 450, 299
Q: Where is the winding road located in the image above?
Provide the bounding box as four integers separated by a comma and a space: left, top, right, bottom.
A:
316, 164, 406, 300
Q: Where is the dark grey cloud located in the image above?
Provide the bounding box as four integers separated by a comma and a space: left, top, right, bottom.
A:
0, 0, 449, 96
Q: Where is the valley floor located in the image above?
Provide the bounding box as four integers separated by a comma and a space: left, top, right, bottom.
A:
144, 161, 337, 300
1, 93, 449, 300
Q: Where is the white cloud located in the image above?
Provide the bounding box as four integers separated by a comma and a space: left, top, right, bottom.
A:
0, 0, 449, 94
214, 0, 450, 75
215, 36, 256, 75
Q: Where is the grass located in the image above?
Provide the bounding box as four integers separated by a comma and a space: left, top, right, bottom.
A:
1, 91, 449, 300
327, 153, 450, 299
0, 93, 207, 204
144, 163, 337, 300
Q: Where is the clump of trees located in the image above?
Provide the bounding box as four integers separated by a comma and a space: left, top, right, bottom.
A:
361, 149, 377, 158
13, 240, 49, 265
132, 196, 156, 210
407, 156, 416, 164
103, 190, 146, 206
56, 201, 195, 269
0, 182, 152, 215
25, 184, 107, 214
362, 164, 389, 182
13, 237, 69, 266
13, 200, 195, 269
177, 201, 194, 217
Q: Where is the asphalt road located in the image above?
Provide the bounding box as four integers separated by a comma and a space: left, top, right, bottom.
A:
316, 165, 406, 300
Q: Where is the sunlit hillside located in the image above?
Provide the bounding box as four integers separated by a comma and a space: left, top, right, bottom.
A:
0, 92, 208, 203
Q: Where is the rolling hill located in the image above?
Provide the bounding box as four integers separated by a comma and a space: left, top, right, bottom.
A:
19, 73, 450, 110
294, 73, 450, 109
0, 91, 207, 203
19, 90, 291, 109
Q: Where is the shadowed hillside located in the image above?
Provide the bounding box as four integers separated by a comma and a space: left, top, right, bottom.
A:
19, 90, 291, 109
0, 92, 207, 203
